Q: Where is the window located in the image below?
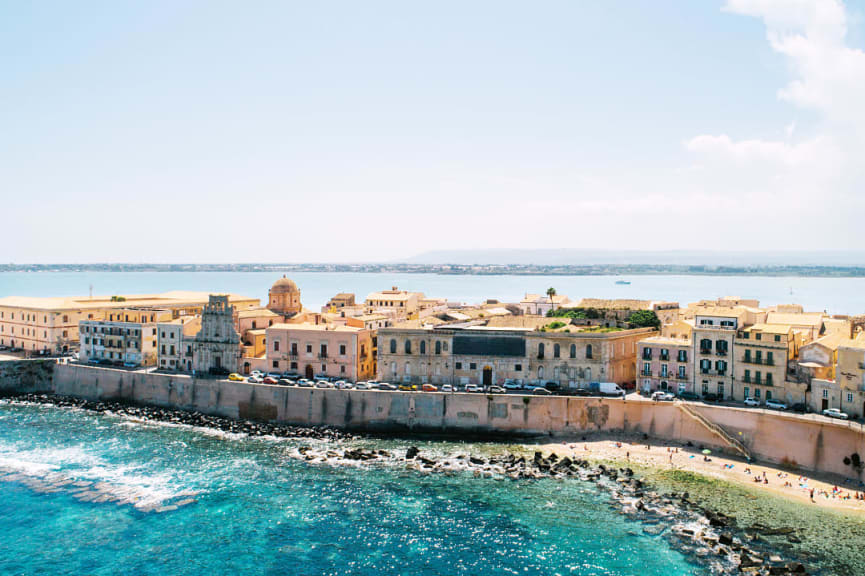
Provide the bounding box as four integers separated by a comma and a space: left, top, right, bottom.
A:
306, 344, 312, 354
273, 360, 279, 369
435, 341, 441, 355
455, 362, 462, 370
848, 393, 854, 403
469, 363, 476, 370
274, 341, 280, 352
538, 366, 544, 379
321, 364, 326, 372
718, 383, 724, 398
537, 343, 545, 359
339, 344, 346, 356
643, 362, 651, 375
744, 369, 750, 383
404, 340, 412, 354
702, 381, 708, 394
766, 373, 773, 385
291, 343, 298, 355
569, 344, 576, 359
766, 390, 772, 400
586, 344, 593, 359
823, 389, 828, 398
766, 352, 774, 365
390, 339, 397, 354
420, 341, 426, 355
744, 386, 750, 398
755, 333, 762, 341
744, 350, 751, 363
515, 364, 522, 372
700, 338, 712, 352
553, 344, 560, 358
340, 365, 345, 374
678, 366, 685, 378
290, 362, 297, 370
320, 344, 328, 358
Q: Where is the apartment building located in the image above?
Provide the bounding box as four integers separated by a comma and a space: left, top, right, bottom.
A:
519, 293, 571, 316
156, 316, 201, 371
734, 323, 803, 404
637, 336, 692, 394
692, 306, 765, 400
79, 308, 174, 366
0, 291, 258, 354
830, 335, 865, 418
365, 287, 424, 320
377, 324, 655, 387
265, 322, 376, 382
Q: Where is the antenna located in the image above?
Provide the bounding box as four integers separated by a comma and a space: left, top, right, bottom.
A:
89, 284, 93, 299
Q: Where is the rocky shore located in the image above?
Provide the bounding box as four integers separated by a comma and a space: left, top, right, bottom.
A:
3, 393, 810, 575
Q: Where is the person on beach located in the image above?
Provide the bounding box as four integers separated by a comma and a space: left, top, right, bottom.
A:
810, 488, 815, 502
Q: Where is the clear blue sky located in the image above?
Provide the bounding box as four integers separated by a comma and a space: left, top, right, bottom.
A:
2, 1, 863, 263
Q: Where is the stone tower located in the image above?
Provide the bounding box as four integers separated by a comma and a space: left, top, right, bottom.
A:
192, 295, 240, 375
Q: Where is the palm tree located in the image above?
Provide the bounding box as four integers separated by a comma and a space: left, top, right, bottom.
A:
546, 287, 557, 314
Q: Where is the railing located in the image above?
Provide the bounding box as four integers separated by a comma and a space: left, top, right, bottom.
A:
642, 354, 653, 361
641, 370, 652, 376
742, 357, 774, 366
659, 355, 669, 362
675, 401, 751, 460
700, 348, 712, 355
716, 350, 727, 356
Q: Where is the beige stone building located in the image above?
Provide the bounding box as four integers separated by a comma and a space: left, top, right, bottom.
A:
733, 323, 803, 405
268, 276, 303, 317
365, 287, 424, 320
157, 316, 201, 371
192, 295, 241, 376
377, 323, 654, 388
265, 322, 376, 381
0, 291, 258, 355
833, 335, 865, 418
519, 293, 571, 316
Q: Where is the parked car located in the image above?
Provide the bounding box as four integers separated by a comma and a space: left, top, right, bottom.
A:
543, 381, 561, 392
250, 370, 265, 378
588, 382, 625, 397
572, 388, 592, 397
488, 386, 506, 394
532, 387, 552, 395
744, 397, 760, 407
266, 372, 281, 380
421, 384, 438, 392
228, 373, 245, 382
277, 378, 295, 386
441, 384, 454, 392
297, 379, 314, 388
315, 381, 334, 389
247, 376, 262, 383
790, 403, 807, 413
503, 380, 522, 390
376, 382, 397, 391
702, 393, 720, 403
335, 381, 353, 389
766, 399, 787, 410
262, 376, 278, 385
464, 384, 481, 393
651, 391, 674, 401
354, 381, 370, 390
822, 408, 849, 420
398, 384, 417, 391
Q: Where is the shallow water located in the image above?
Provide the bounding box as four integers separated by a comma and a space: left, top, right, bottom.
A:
0, 402, 707, 575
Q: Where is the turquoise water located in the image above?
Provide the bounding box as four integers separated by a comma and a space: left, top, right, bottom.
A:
0, 402, 706, 575
2, 270, 865, 314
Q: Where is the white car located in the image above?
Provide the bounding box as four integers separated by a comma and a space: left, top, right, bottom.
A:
464, 384, 481, 393
354, 381, 370, 390
334, 380, 353, 389
765, 399, 787, 410
503, 380, 522, 390
823, 408, 849, 420
247, 376, 262, 383
744, 397, 761, 407
651, 391, 674, 401
315, 381, 334, 389
441, 384, 454, 392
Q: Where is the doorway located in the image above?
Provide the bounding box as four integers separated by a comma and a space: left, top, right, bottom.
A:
305, 365, 315, 380
822, 398, 829, 411
243, 362, 250, 375
482, 366, 492, 387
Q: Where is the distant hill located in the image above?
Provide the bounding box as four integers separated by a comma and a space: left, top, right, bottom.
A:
403, 250, 865, 267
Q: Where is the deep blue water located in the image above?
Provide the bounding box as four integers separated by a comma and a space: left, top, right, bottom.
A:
0, 402, 706, 575
1, 271, 864, 314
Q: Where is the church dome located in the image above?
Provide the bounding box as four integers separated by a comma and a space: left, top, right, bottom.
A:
271, 275, 299, 294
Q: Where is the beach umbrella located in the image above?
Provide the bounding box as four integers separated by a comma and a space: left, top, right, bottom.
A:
702, 449, 712, 455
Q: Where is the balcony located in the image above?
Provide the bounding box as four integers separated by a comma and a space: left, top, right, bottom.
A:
676, 374, 688, 380
715, 350, 728, 356
700, 348, 712, 355
659, 354, 670, 362
317, 354, 328, 360
742, 357, 774, 366
641, 370, 652, 376
641, 354, 653, 361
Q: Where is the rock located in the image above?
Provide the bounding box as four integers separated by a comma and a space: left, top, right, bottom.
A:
469, 456, 485, 465
405, 446, 420, 460
718, 532, 733, 546
786, 562, 806, 574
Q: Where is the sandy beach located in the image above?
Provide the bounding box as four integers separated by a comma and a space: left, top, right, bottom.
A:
539, 435, 865, 515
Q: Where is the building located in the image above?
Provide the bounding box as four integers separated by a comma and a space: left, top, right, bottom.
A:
156, 316, 201, 371
692, 306, 765, 400
79, 308, 174, 366
637, 336, 692, 394
733, 323, 803, 405
519, 293, 571, 316
265, 322, 376, 381
765, 312, 825, 341
833, 335, 865, 418
797, 332, 846, 386
0, 291, 259, 355
365, 287, 424, 320
192, 295, 241, 376
268, 276, 302, 317
321, 293, 356, 314
377, 323, 654, 388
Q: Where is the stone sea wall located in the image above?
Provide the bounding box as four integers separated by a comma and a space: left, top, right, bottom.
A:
4, 363, 865, 480
0, 360, 55, 394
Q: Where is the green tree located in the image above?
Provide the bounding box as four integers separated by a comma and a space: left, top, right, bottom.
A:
546, 287, 557, 313
626, 309, 660, 329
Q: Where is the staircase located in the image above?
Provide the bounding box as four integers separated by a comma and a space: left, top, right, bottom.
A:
676, 401, 752, 460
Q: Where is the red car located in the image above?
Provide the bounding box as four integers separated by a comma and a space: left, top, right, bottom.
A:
262, 376, 278, 384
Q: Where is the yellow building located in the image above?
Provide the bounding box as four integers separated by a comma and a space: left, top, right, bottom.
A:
733, 323, 803, 404
0, 291, 259, 355
80, 308, 175, 366
831, 335, 865, 418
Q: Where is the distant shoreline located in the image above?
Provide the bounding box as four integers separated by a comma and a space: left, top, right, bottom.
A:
3, 264, 865, 278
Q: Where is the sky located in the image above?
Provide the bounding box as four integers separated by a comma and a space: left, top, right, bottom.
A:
1, 0, 864, 263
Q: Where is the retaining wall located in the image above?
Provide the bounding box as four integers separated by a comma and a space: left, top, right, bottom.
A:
4, 363, 865, 480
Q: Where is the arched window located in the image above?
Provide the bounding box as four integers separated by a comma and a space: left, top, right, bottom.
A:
435, 341, 441, 355
586, 344, 593, 359
391, 361, 397, 375
390, 339, 397, 354
570, 344, 576, 359
405, 340, 412, 354
538, 343, 545, 359
420, 340, 426, 354
405, 362, 412, 376
553, 367, 559, 379
554, 343, 560, 358
538, 366, 545, 379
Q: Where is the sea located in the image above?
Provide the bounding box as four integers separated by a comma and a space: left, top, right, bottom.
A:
1, 271, 864, 314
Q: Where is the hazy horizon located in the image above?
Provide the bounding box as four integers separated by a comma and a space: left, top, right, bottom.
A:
3, 1, 863, 263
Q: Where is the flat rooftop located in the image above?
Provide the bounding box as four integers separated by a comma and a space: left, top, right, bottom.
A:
0, 291, 259, 311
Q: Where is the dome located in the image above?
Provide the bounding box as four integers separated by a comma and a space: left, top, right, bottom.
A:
271, 275, 299, 294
